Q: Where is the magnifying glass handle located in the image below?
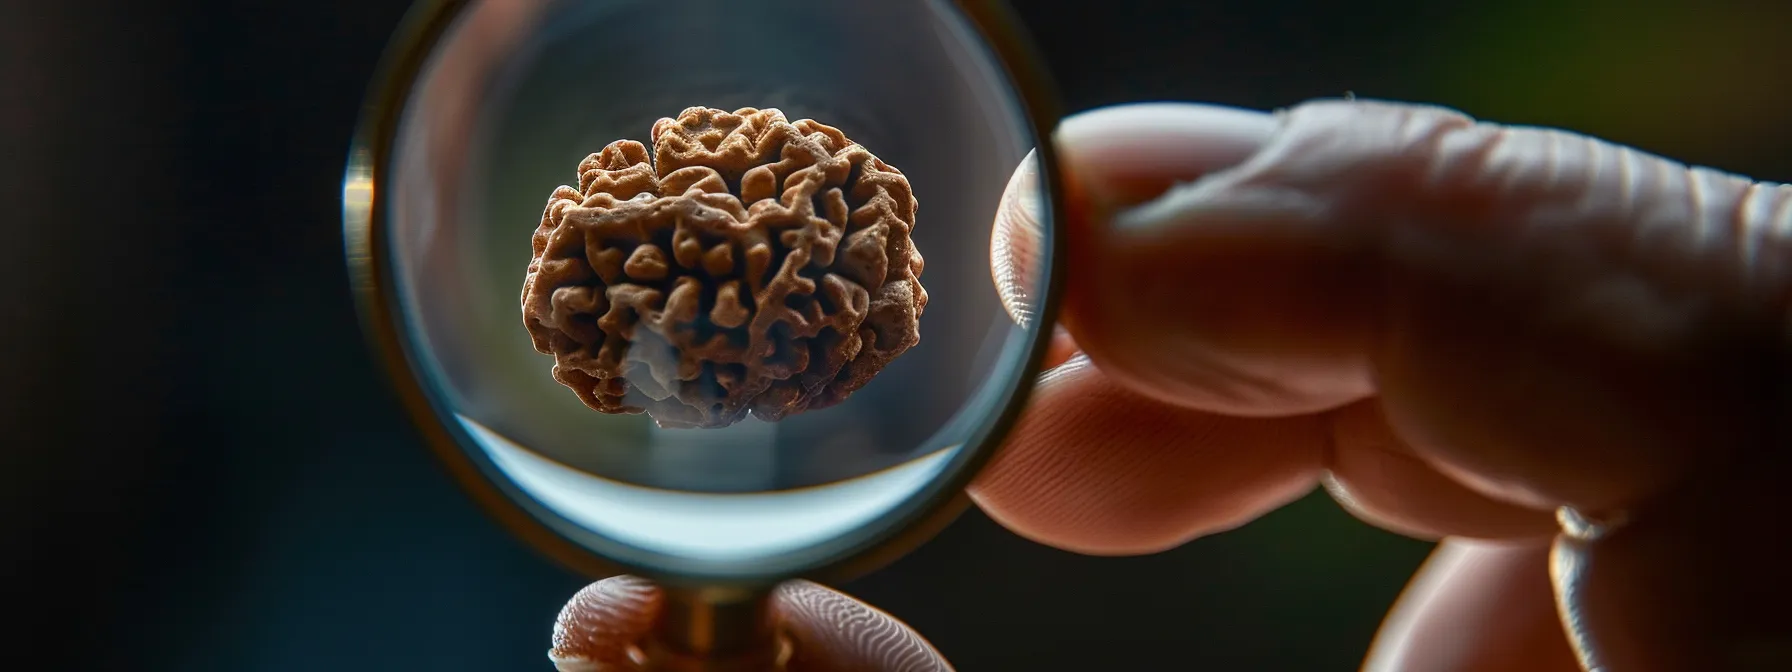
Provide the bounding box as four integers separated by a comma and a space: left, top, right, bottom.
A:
641, 586, 792, 672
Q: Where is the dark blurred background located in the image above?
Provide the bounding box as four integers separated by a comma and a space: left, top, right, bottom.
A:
5, 0, 1788, 670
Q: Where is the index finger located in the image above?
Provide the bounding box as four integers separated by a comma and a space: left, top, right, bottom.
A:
975, 103, 1561, 552
997, 99, 1787, 516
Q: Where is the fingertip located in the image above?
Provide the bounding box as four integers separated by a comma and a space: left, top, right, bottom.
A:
1054, 102, 1277, 207
998, 102, 1278, 332
549, 575, 662, 672
991, 148, 1047, 329
1049, 101, 1378, 417
1365, 539, 1579, 672
775, 580, 950, 672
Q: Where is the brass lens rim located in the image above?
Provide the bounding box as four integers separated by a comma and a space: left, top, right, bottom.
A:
341, 0, 1067, 589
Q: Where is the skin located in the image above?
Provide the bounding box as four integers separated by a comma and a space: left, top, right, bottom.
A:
548, 100, 1791, 671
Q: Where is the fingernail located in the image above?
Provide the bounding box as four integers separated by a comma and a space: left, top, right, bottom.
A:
1053, 102, 1277, 210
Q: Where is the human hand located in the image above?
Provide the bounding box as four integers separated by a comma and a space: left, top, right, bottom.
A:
550, 98, 1790, 671
977, 99, 1789, 671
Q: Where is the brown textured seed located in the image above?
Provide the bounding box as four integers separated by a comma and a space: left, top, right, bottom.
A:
521, 106, 927, 429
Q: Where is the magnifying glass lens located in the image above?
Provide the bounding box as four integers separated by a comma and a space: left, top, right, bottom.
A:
374, 0, 1054, 582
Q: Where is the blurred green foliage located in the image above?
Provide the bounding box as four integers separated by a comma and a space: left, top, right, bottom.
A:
1419, 0, 1792, 172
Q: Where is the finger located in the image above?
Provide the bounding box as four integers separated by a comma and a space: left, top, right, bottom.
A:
1040, 324, 1078, 371
1056, 102, 1278, 208
549, 575, 661, 672
975, 376, 1556, 549
1052, 102, 1366, 418
1553, 458, 1792, 671
991, 147, 1046, 329
990, 105, 1276, 326
1324, 399, 1558, 541
969, 354, 1326, 555
774, 580, 952, 672
989, 149, 1080, 374
988, 110, 1552, 544
1363, 538, 1579, 672
1047, 98, 1789, 514
548, 577, 951, 672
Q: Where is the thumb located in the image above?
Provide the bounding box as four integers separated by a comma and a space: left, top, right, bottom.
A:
550, 575, 662, 671
549, 576, 950, 671
773, 580, 951, 672
1042, 98, 1787, 515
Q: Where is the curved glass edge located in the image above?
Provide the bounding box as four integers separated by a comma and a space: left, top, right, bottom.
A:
468, 415, 959, 563
342, 0, 1069, 587
344, 0, 630, 582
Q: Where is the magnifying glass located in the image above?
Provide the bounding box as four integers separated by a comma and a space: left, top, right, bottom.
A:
343, 0, 1063, 668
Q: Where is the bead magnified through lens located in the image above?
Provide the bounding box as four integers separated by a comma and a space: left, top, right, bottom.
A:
523, 106, 928, 430
346, 0, 1062, 666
